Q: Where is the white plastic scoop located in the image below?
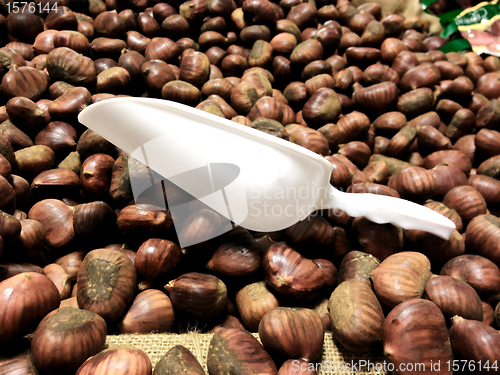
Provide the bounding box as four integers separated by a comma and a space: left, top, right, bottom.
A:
78, 97, 456, 241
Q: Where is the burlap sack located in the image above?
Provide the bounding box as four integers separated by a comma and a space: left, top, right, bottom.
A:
106, 332, 389, 374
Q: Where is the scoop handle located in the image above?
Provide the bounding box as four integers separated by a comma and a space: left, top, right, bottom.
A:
324, 185, 456, 240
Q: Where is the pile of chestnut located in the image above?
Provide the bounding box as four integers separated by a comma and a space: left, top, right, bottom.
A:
0, 0, 500, 373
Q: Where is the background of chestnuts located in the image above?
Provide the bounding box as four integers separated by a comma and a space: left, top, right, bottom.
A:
0, 0, 500, 373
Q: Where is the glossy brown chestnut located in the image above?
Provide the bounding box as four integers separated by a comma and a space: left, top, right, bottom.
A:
442, 185, 487, 222
207, 226, 262, 277
179, 51, 211, 88
56, 250, 85, 282
384, 299, 452, 375
72, 201, 117, 244
422, 150, 472, 176
15, 145, 55, 177
449, 316, 500, 370
165, 272, 227, 320
259, 307, 324, 361
329, 279, 384, 353
262, 242, 325, 299
35, 121, 78, 153
287, 125, 330, 156
354, 81, 398, 113
30, 168, 80, 199
352, 217, 403, 260
397, 87, 434, 117
119, 289, 175, 334
77, 249, 137, 322
207, 328, 277, 375
318, 111, 371, 150
46, 47, 96, 87
466, 215, 500, 264
0, 272, 60, 344
235, 281, 280, 332
440, 254, 500, 296
425, 274, 483, 321
80, 153, 115, 199
31, 307, 107, 373
5, 96, 45, 133
43, 263, 72, 300
135, 238, 181, 281
28, 198, 74, 249
76, 346, 152, 375
117, 204, 173, 241
370, 251, 431, 308
428, 165, 467, 198
2, 66, 49, 102
153, 345, 205, 375
48, 86, 92, 118
387, 166, 437, 203
338, 250, 380, 286
142, 59, 176, 92
301, 87, 341, 126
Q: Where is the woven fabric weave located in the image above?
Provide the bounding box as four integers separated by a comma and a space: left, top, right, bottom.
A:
106, 332, 388, 375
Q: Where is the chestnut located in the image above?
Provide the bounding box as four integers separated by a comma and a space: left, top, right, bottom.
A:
262, 242, 325, 299
28, 198, 74, 249
153, 345, 205, 375
207, 328, 277, 375
46, 47, 96, 87
11, 218, 46, 261
80, 153, 115, 200
165, 272, 227, 320
135, 238, 181, 281
0, 338, 38, 375
119, 289, 175, 334
449, 316, 500, 370
329, 279, 384, 353
259, 307, 324, 361
440, 254, 500, 296
442, 185, 487, 222
384, 299, 452, 374
14, 145, 55, 177
56, 250, 85, 282
370, 251, 431, 308
73, 201, 117, 246
235, 281, 280, 332
466, 214, 500, 264
43, 263, 72, 300
206, 226, 262, 276
338, 250, 380, 286
75, 346, 152, 375
77, 249, 137, 322
0, 272, 60, 344
352, 217, 403, 260
31, 307, 107, 373
425, 274, 483, 321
